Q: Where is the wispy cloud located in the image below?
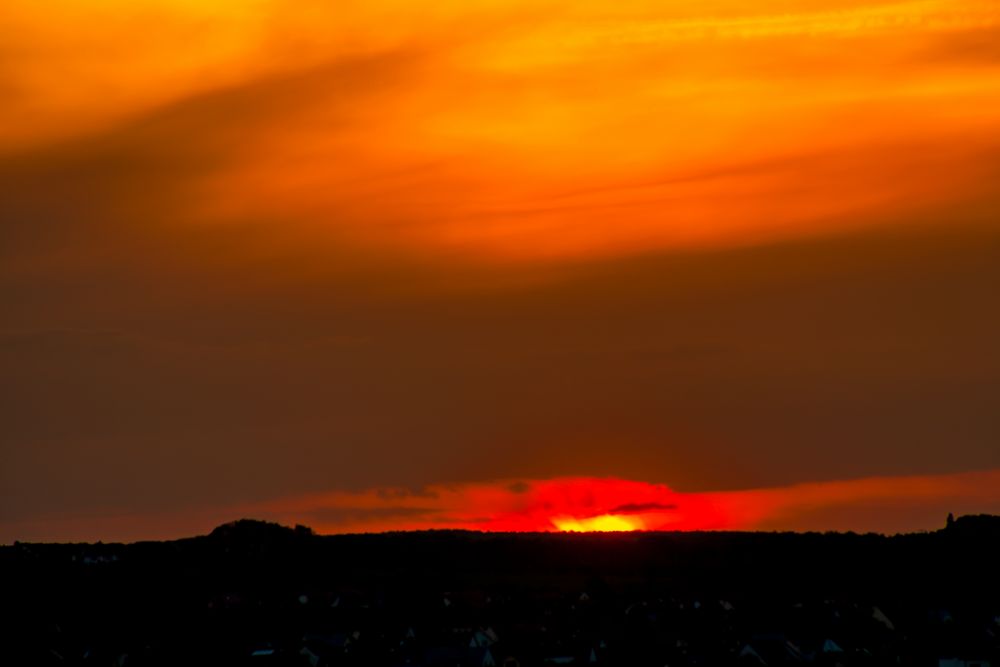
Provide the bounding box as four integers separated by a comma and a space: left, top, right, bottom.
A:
3, 0, 999, 261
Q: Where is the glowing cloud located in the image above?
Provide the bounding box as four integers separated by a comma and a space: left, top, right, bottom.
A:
247, 469, 1000, 535
3, 0, 999, 261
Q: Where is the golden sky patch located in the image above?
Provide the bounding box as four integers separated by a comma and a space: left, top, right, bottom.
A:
4, 0, 999, 260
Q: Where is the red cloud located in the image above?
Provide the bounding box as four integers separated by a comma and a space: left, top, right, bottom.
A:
253, 469, 1000, 535
5, 470, 996, 543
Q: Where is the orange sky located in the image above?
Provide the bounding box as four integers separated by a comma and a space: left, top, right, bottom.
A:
1, 1, 999, 542
4, 0, 1000, 259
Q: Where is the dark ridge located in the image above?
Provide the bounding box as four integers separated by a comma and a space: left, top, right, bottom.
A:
2, 515, 997, 666
946, 513, 1000, 535
208, 518, 316, 542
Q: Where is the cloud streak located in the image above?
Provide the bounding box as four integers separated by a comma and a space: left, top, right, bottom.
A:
3, 0, 1000, 261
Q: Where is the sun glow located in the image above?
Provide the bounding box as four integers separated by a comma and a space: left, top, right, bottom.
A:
551, 514, 646, 532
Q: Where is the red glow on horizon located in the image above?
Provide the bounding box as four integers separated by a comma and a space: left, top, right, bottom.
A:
433, 477, 739, 533
4, 470, 996, 543
252, 470, 1000, 536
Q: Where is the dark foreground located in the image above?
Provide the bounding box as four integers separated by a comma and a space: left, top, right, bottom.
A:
3, 516, 998, 667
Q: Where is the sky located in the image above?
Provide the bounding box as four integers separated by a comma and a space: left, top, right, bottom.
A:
1, 0, 999, 542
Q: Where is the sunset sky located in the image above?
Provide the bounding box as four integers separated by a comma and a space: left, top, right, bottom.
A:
2, 0, 999, 542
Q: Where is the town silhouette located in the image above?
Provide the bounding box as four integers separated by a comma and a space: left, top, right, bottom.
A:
5, 515, 998, 666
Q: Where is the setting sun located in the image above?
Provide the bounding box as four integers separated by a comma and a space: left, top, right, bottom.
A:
551, 514, 646, 532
